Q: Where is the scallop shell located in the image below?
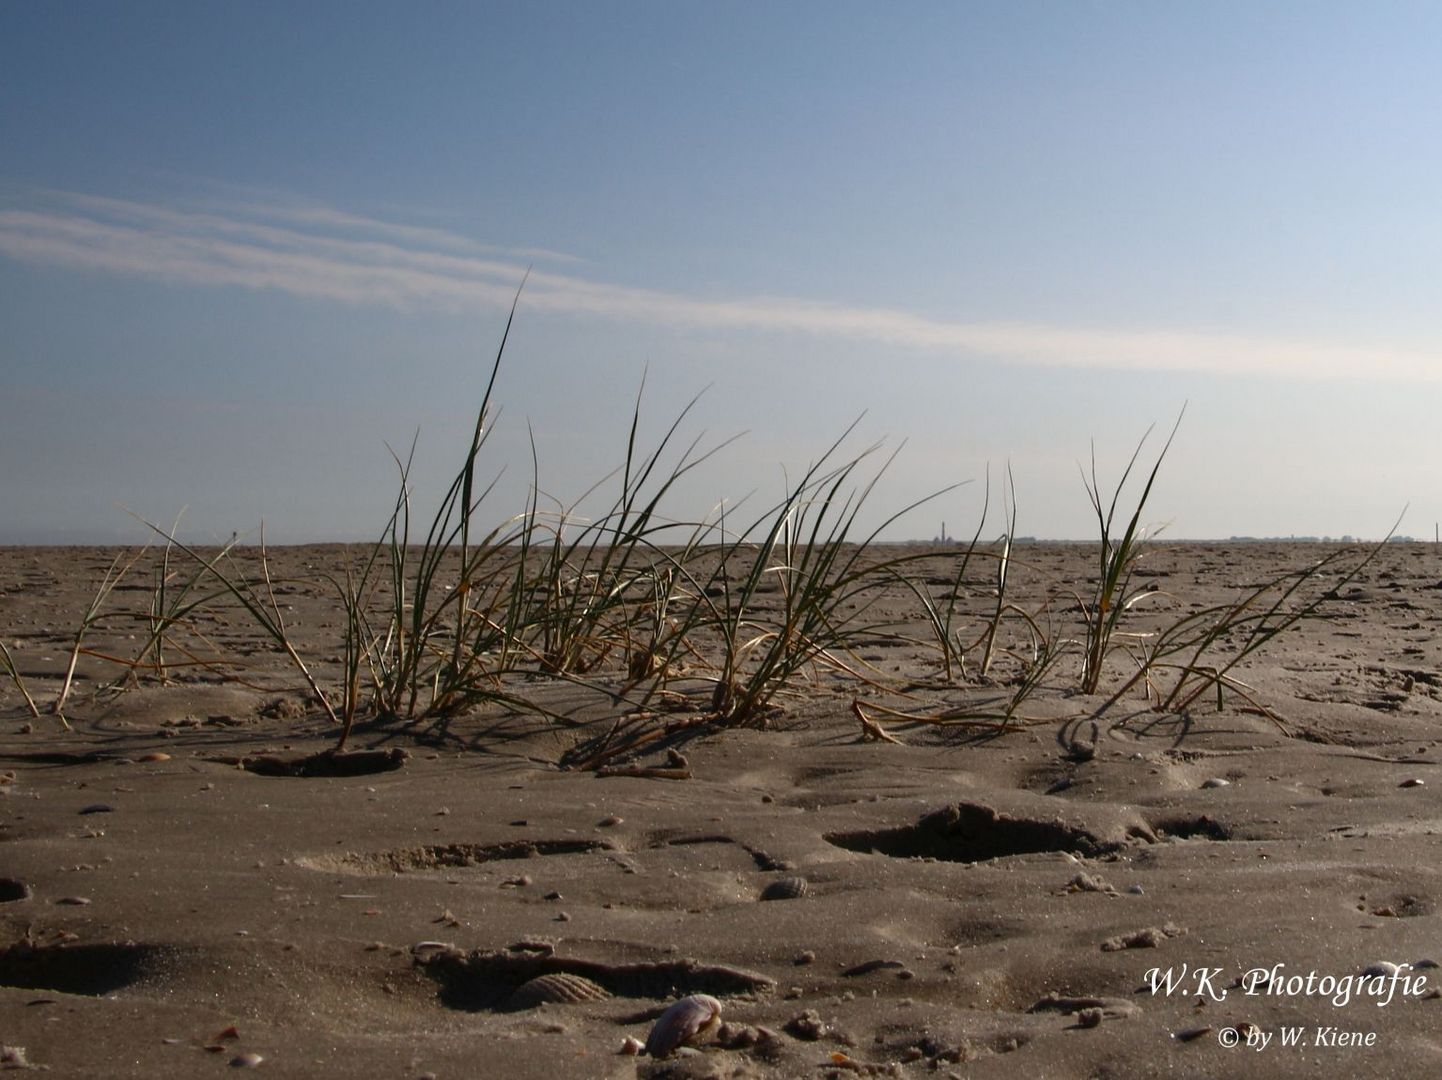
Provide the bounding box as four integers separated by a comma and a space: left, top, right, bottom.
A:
644, 993, 723, 1058
759, 876, 808, 901
508, 972, 611, 1009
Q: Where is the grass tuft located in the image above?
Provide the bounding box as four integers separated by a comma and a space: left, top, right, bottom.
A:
34, 316, 1398, 772
0, 639, 39, 719
1078, 408, 1184, 695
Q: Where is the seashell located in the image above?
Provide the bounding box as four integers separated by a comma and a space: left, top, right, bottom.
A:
507, 972, 611, 1009
409, 941, 455, 962
1362, 961, 1401, 978
0, 1047, 31, 1069
1200, 778, 1230, 789
760, 876, 808, 901
644, 994, 723, 1058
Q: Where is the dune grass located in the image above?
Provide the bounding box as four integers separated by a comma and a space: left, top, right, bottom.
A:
52, 548, 147, 725
114, 515, 250, 690
520, 378, 735, 681
139, 512, 186, 683
0, 640, 39, 719
1077, 410, 1184, 695
906, 472, 992, 684
686, 431, 951, 726
124, 522, 343, 729
31, 307, 1398, 761
337, 310, 530, 741
846, 411, 1395, 742
1095, 531, 1394, 725
977, 465, 1018, 680
882, 464, 1071, 731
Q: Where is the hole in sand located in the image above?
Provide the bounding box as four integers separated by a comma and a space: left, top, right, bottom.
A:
0, 879, 31, 903
948, 917, 1028, 946
823, 803, 1115, 863
299, 838, 613, 875
649, 833, 787, 872
0, 941, 171, 996
1373, 894, 1434, 918
237, 747, 409, 777
414, 946, 774, 1012
1151, 815, 1231, 841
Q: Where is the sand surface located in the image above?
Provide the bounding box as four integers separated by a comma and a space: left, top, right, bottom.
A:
3, 541, 1442, 1078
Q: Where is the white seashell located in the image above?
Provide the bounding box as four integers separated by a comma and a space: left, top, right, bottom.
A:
0, 1048, 31, 1069
410, 941, 456, 965
619, 1037, 644, 1055
643, 994, 723, 1058
1201, 778, 1230, 789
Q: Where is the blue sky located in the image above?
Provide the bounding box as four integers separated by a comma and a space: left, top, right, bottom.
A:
2, 2, 1438, 543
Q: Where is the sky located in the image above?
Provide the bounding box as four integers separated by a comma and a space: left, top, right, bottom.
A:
2, 1, 1439, 544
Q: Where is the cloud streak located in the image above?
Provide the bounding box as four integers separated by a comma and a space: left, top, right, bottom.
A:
2, 191, 1439, 382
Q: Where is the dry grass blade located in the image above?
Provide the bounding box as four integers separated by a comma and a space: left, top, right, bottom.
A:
693, 425, 953, 726
355, 280, 539, 732
140, 509, 187, 682
116, 522, 243, 693
1079, 408, 1184, 695
851, 696, 1057, 737
520, 376, 736, 681
127, 515, 341, 729
53, 547, 148, 725
1086, 515, 1401, 730
890, 474, 988, 683
979, 464, 1017, 678
0, 640, 39, 718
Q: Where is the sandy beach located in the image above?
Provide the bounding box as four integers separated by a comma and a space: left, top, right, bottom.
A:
3, 540, 1442, 1079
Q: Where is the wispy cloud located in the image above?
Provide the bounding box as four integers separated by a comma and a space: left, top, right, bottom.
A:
2, 190, 1439, 382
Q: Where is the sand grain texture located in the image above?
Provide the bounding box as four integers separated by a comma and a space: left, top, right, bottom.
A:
3, 543, 1442, 1078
